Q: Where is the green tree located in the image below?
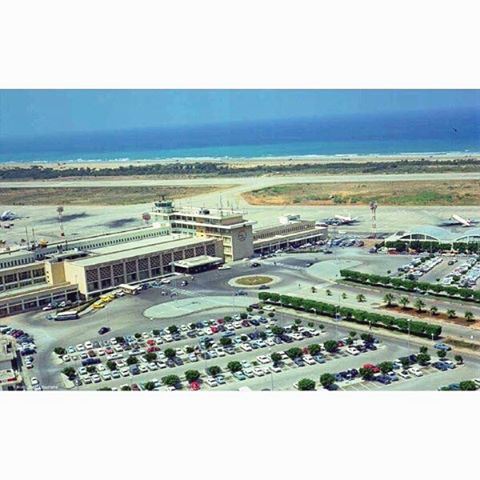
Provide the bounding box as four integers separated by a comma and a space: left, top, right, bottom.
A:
383, 293, 395, 307
126, 356, 138, 365
323, 340, 338, 353
341, 292, 347, 300
62, 367, 76, 378
164, 348, 176, 359
54, 347, 66, 356
419, 346, 428, 354
437, 350, 447, 359
286, 347, 303, 359
145, 352, 157, 362
86, 366, 96, 374
115, 336, 124, 344
308, 344, 321, 356
144, 382, 156, 391
465, 311, 475, 322
359, 367, 374, 380
219, 337, 232, 347
168, 325, 178, 334
121, 385, 132, 391
454, 354, 463, 364
319, 373, 335, 388
311, 286, 317, 293
430, 306, 438, 316
185, 346, 194, 354
207, 365, 222, 376
297, 378, 316, 391
134, 333, 142, 339
294, 319, 302, 326
416, 352, 431, 366
240, 312, 248, 319
227, 361, 242, 373
106, 360, 117, 371
399, 357, 411, 369
308, 322, 314, 329
152, 329, 160, 336
399, 296, 410, 309
446, 309, 456, 319
271, 352, 282, 364
349, 331, 357, 339
356, 294, 366, 303
224, 316, 232, 322
185, 370, 201, 383
378, 361, 393, 374
271, 326, 285, 336
414, 298, 426, 312
162, 375, 180, 387
326, 289, 332, 296
319, 324, 325, 330
459, 380, 477, 391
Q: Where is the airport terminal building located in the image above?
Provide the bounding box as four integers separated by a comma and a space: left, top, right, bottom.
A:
0, 200, 328, 317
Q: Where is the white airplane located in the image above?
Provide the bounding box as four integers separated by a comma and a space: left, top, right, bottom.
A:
440, 214, 479, 228
0, 210, 18, 221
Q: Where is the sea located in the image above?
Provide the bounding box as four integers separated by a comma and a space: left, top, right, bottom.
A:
0, 108, 479, 164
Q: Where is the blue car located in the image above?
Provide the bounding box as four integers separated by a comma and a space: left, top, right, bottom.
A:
294, 358, 305, 367
434, 343, 451, 352
313, 355, 326, 364
233, 371, 246, 381
433, 361, 449, 371
376, 375, 391, 385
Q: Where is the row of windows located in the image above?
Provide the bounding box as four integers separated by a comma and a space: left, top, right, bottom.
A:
0, 255, 35, 269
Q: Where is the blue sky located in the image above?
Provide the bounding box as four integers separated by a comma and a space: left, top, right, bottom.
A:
0, 89, 478, 139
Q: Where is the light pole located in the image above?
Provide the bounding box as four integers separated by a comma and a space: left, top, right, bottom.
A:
407, 318, 411, 353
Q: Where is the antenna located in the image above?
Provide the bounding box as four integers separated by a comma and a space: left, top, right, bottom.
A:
369, 200, 378, 239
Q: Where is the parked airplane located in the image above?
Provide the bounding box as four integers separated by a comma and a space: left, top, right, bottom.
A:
0, 210, 18, 221
439, 214, 479, 228
320, 214, 360, 226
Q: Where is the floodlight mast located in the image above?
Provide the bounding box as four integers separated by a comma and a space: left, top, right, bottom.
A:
369, 200, 378, 239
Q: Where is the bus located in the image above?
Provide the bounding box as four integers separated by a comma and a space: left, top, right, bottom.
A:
54, 310, 79, 321
118, 283, 142, 295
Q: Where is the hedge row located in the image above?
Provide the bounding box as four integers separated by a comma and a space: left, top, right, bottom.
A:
385, 240, 480, 254
340, 269, 480, 303
258, 292, 442, 339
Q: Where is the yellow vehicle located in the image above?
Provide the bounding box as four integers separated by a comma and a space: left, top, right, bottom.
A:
92, 302, 105, 309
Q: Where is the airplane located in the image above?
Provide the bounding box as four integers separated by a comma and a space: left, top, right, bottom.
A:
319, 214, 360, 226
0, 210, 18, 221
439, 214, 479, 228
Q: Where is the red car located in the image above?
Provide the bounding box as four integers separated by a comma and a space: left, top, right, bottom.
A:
190, 381, 201, 391
363, 363, 380, 373
147, 346, 159, 353
146, 339, 156, 346
217, 318, 224, 324
210, 326, 219, 334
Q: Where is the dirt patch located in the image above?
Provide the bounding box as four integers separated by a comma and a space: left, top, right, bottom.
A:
0, 185, 234, 206
243, 180, 480, 206
381, 304, 480, 328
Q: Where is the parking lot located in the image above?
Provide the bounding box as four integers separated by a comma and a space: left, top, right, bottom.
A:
4, 248, 480, 391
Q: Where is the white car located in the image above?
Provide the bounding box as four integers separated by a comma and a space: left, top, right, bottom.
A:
442, 360, 456, 369
303, 355, 316, 365
139, 365, 148, 373
79, 367, 88, 375
218, 265, 231, 270
62, 354, 71, 362
398, 370, 410, 379
148, 363, 158, 371
233, 321, 242, 329
120, 368, 130, 377
84, 341, 93, 350
263, 305, 275, 311
92, 375, 101, 383
163, 335, 173, 342
241, 344, 252, 352
31, 377, 39, 386
408, 367, 423, 377
156, 361, 167, 369
76, 344, 85, 352
97, 364, 106, 372
345, 347, 359, 356
256, 355, 271, 364
215, 348, 226, 357
253, 367, 265, 377
243, 369, 255, 378
206, 377, 218, 387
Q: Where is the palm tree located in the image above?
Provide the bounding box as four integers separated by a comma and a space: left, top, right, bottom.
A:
465, 311, 475, 322
341, 292, 347, 300
383, 293, 395, 307
399, 296, 410, 309
414, 298, 426, 312
430, 306, 438, 316
326, 289, 332, 296
446, 309, 456, 319
356, 294, 366, 303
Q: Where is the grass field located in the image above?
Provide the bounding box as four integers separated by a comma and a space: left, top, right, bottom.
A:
242, 180, 480, 206
235, 275, 274, 286
0, 185, 233, 206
